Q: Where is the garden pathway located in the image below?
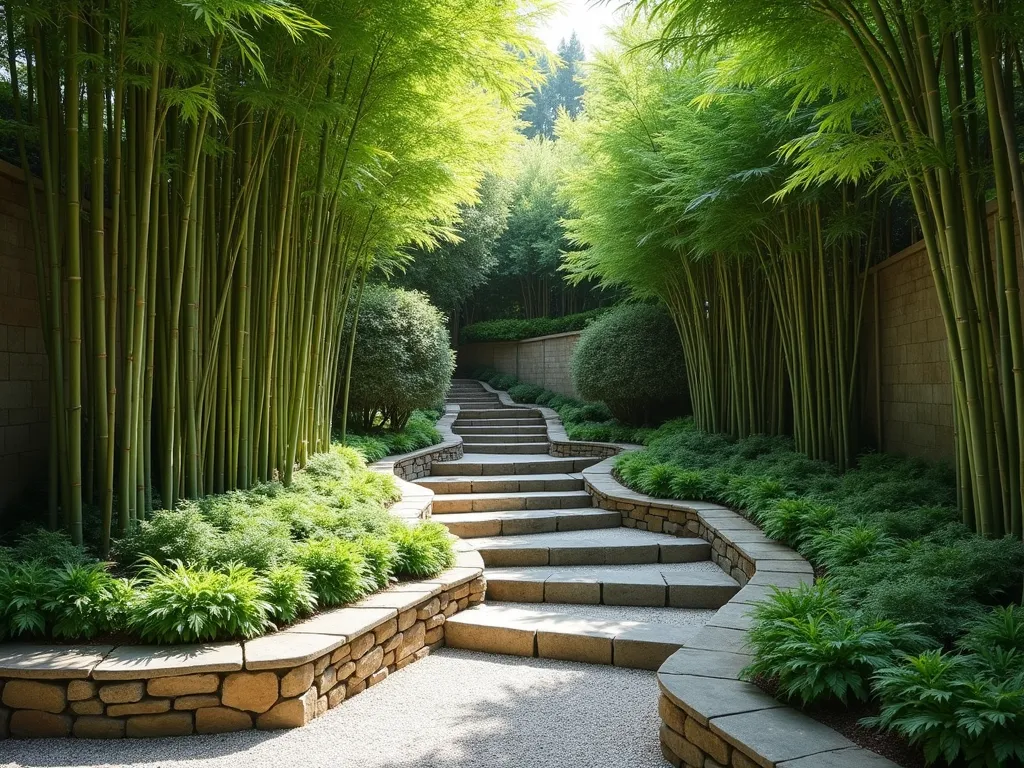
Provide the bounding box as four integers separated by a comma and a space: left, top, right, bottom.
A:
0, 381, 733, 768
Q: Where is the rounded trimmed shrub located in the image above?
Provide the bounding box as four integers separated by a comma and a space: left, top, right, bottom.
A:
342, 286, 455, 431
570, 304, 687, 425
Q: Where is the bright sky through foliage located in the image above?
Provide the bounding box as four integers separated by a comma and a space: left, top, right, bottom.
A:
536, 0, 621, 55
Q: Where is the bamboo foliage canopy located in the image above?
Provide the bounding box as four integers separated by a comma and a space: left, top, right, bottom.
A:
561, 1, 1024, 540
0, 0, 543, 553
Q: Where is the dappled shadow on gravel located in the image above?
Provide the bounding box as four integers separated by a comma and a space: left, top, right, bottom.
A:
1, 649, 670, 768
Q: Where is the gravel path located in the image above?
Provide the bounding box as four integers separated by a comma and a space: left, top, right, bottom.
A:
1, 650, 671, 768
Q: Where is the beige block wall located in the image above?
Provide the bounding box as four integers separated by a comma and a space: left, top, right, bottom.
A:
457, 331, 581, 398
860, 241, 955, 462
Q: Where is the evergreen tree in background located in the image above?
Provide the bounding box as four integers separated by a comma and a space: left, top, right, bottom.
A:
522, 32, 585, 139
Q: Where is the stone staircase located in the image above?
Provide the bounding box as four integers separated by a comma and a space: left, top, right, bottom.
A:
427, 379, 740, 671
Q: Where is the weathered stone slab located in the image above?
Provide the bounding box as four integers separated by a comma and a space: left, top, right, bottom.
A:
706, 601, 757, 632
613, 625, 694, 671
244, 632, 344, 671
353, 589, 435, 612
711, 707, 854, 767
0, 644, 112, 679
658, 674, 783, 726
659, 649, 751, 680
282, 606, 395, 638
779, 747, 902, 768
685, 625, 750, 655
93, 643, 242, 680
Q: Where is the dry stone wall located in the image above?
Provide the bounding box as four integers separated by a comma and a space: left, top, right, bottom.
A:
0, 434, 484, 740
0, 573, 485, 739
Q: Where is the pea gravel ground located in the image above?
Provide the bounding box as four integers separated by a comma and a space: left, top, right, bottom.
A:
0, 650, 672, 768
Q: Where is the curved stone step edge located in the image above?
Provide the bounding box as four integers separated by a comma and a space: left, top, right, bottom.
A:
579, 457, 897, 768
444, 603, 695, 671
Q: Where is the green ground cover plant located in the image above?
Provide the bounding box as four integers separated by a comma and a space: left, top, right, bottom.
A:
0, 446, 454, 644
618, 420, 1024, 765
460, 308, 610, 343
472, 367, 651, 444
344, 409, 444, 463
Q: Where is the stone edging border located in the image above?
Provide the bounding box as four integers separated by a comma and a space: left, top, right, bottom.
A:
473, 380, 898, 768
0, 438, 484, 740
582, 462, 901, 768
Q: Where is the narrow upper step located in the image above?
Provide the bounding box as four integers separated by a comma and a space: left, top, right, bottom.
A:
417, 473, 584, 494
464, 527, 712, 567
458, 408, 542, 419
444, 602, 712, 670
483, 562, 739, 608
454, 425, 548, 436
432, 489, 593, 513
434, 508, 621, 538
461, 442, 550, 455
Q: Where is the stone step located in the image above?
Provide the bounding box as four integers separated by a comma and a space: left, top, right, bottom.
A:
483, 562, 739, 608
465, 528, 712, 567
435, 508, 621, 538
454, 425, 548, 436
461, 433, 544, 444
417, 473, 584, 494
458, 408, 542, 419
444, 603, 705, 670
431, 455, 601, 476
449, 402, 506, 409
468, 442, 550, 455
432, 489, 593, 514
456, 417, 545, 427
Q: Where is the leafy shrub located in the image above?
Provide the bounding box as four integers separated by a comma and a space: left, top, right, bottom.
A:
357, 536, 399, 590
745, 583, 930, 705
114, 508, 218, 567
460, 308, 610, 343
0, 560, 55, 638
390, 522, 456, 577
570, 304, 687, 425
130, 559, 273, 643
758, 499, 835, 552
11, 529, 92, 567
210, 516, 295, 571
292, 537, 374, 606
45, 562, 130, 639
508, 383, 544, 403
346, 409, 442, 462
868, 651, 1024, 768
264, 564, 317, 624
342, 286, 454, 431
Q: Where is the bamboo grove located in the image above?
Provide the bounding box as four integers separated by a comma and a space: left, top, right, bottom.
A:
562, 3, 1024, 539
560, 26, 879, 473
1, 0, 538, 552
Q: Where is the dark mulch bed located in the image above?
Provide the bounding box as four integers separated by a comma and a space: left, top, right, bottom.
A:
755, 676, 930, 768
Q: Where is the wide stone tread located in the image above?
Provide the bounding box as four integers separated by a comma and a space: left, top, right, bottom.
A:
460, 433, 548, 444
445, 603, 698, 670
465, 529, 712, 567
454, 425, 548, 435
458, 408, 543, 419
483, 563, 739, 608
432, 455, 600, 476
436, 508, 621, 538
465, 442, 550, 454
432, 489, 593, 513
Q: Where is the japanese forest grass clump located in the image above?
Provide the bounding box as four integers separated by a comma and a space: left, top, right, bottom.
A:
473, 367, 653, 444
619, 419, 1024, 766
0, 446, 454, 644
345, 409, 444, 463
